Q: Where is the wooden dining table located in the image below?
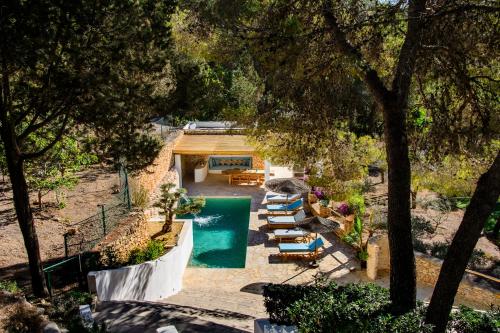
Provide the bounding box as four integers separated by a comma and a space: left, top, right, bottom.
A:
222, 169, 265, 185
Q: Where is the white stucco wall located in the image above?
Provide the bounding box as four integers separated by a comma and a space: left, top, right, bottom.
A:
88, 220, 193, 302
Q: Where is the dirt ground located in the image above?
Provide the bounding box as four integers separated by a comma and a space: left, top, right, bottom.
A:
0, 166, 120, 271
366, 177, 500, 266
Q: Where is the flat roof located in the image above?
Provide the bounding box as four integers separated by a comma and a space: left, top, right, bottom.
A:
173, 135, 255, 155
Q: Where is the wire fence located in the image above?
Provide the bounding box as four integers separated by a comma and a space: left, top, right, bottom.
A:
63, 203, 130, 257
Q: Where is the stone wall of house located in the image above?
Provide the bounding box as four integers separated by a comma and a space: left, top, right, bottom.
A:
129, 131, 183, 200
183, 155, 208, 176
366, 234, 499, 308
252, 154, 265, 169
93, 212, 149, 266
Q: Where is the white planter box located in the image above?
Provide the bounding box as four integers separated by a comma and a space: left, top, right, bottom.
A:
88, 220, 193, 302
194, 163, 208, 183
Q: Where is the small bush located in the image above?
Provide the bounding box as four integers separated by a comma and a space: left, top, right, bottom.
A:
131, 185, 149, 210
263, 283, 320, 324
5, 303, 44, 333
128, 240, 165, 265
347, 192, 365, 215
0, 279, 20, 293
448, 305, 500, 333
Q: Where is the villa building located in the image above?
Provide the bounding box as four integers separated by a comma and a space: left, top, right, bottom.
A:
172, 121, 291, 186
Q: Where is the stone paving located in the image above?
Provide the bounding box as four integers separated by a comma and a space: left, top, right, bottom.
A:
103, 175, 449, 332
159, 174, 359, 331
95, 174, 441, 332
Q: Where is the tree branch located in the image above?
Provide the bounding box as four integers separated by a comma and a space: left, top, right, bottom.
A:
322, 1, 391, 106
20, 114, 69, 160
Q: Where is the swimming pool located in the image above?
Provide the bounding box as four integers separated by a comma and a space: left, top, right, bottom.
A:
178, 197, 251, 268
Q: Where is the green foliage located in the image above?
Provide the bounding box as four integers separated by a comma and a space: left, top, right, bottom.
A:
25, 136, 97, 208
128, 240, 165, 265
264, 282, 433, 333
154, 183, 205, 233
348, 192, 366, 216
0, 280, 20, 293
484, 205, 500, 234
264, 282, 497, 333
47, 291, 107, 333
448, 306, 500, 333
131, 185, 150, 210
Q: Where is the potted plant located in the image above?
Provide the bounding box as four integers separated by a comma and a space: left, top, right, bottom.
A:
342, 214, 375, 269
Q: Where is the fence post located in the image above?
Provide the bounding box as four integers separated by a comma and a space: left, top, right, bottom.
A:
124, 167, 132, 210
98, 204, 106, 235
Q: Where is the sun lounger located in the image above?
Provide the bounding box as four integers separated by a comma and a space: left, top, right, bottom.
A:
267, 210, 306, 228
266, 192, 301, 203
266, 199, 303, 215
278, 238, 325, 259
273, 229, 310, 242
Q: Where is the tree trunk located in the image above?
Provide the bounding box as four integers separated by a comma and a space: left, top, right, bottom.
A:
411, 190, 417, 209
162, 211, 173, 233
1, 134, 48, 297
38, 190, 42, 211
383, 103, 416, 314
425, 152, 500, 333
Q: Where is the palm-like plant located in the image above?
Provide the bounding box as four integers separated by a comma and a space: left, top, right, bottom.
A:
154, 183, 205, 233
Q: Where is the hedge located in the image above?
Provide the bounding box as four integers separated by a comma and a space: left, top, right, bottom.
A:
263, 282, 499, 333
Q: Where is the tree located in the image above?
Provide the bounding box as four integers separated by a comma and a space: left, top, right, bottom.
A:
25, 136, 97, 210
0, 0, 176, 297
153, 183, 205, 233
181, 0, 499, 324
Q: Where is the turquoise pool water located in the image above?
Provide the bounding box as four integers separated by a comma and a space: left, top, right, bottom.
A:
178, 197, 251, 268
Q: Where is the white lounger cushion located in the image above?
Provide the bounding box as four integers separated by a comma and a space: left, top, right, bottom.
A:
273, 229, 309, 238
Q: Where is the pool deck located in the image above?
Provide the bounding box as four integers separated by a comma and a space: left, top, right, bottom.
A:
168, 175, 360, 331
96, 175, 432, 332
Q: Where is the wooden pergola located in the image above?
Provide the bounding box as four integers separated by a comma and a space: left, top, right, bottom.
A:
173, 135, 255, 155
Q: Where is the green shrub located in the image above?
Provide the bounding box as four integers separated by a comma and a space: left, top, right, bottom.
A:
0, 279, 20, 293
128, 240, 165, 265
131, 185, 149, 210
264, 282, 499, 332
47, 291, 106, 333
347, 192, 366, 216
5, 303, 44, 333
287, 283, 393, 333
263, 283, 322, 324
448, 306, 500, 333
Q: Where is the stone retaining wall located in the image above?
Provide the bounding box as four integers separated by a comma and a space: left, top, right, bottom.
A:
93, 213, 149, 266
414, 252, 499, 308
129, 131, 183, 199
366, 234, 499, 308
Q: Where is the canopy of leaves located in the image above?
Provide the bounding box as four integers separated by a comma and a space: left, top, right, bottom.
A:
0, 0, 177, 169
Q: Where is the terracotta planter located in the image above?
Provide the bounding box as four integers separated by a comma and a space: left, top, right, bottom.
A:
308, 193, 318, 204
343, 214, 355, 233
319, 205, 330, 217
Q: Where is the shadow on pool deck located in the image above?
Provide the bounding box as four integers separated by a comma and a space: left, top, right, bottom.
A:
95, 301, 252, 333
183, 174, 267, 212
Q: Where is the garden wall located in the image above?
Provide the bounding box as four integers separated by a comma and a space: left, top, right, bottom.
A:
93, 212, 149, 266
367, 234, 499, 309
129, 130, 184, 196
87, 219, 193, 302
